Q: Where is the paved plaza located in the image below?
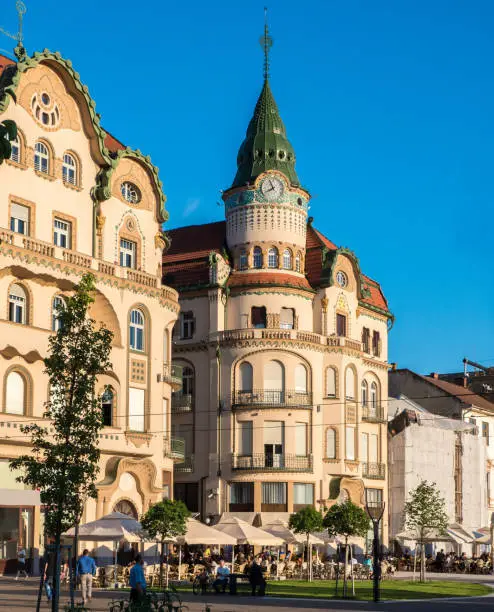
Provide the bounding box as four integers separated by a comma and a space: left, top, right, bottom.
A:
1, 577, 494, 612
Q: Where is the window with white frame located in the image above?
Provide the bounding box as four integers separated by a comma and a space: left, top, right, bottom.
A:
268, 247, 278, 268
326, 428, 336, 459
345, 367, 355, 400
53, 218, 71, 249
326, 367, 336, 397
295, 363, 308, 393
101, 386, 114, 427
293, 483, 314, 507
62, 153, 77, 185
52, 295, 66, 331
182, 366, 194, 397
129, 309, 145, 351
10, 202, 29, 235
10, 136, 20, 163
120, 238, 136, 269
282, 249, 292, 269
295, 252, 302, 272
361, 380, 368, 407
280, 307, 294, 329
345, 426, 355, 460
253, 247, 263, 269
9, 284, 27, 324
238, 421, 253, 455
370, 382, 378, 408
180, 311, 195, 339
5, 371, 26, 415
34, 141, 49, 173
128, 387, 145, 432
121, 181, 141, 204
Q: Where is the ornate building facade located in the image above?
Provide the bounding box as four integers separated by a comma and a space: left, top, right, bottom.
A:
0, 48, 179, 571
163, 52, 393, 543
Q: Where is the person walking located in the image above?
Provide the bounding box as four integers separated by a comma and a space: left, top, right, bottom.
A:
15, 546, 29, 580
129, 554, 147, 603
76, 549, 96, 605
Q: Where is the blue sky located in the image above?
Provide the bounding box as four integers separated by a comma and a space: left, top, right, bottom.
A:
3, 0, 494, 374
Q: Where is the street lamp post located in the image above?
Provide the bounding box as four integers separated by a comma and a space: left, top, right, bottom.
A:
365, 491, 385, 603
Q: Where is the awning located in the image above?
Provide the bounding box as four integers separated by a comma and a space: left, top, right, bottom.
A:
0, 488, 41, 507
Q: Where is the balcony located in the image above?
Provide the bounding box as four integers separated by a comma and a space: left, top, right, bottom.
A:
361, 405, 387, 423
232, 453, 313, 473
163, 436, 185, 462
362, 462, 386, 480
171, 392, 193, 414
163, 363, 183, 391
231, 389, 312, 409
174, 454, 194, 473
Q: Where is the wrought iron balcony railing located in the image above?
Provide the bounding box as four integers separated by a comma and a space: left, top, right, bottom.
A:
362, 462, 386, 480
232, 389, 312, 409
163, 436, 185, 462
163, 363, 183, 391
174, 454, 194, 473
171, 392, 193, 413
361, 405, 387, 423
232, 453, 313, 472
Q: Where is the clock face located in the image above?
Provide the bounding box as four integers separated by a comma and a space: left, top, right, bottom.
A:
336, 271, 348, 288
260, 176, 284, 201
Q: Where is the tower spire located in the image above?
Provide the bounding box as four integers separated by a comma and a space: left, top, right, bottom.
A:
260, 7, 273, 81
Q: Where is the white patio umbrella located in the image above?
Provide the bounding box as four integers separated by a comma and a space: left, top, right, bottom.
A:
262, 518, 324, 545
213, 516, 284, 546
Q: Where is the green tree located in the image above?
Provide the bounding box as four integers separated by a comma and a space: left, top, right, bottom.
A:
141, 499, 190, 587
289, 506, 323, 582
323, 501, 369, 597
0, 119, 17, 164
10, 274, 113, 612
404, 480, 448, 582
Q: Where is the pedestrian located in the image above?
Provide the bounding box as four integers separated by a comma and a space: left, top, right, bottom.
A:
76, 549, 96, 605
248, 559, 266, 597
15, 546, 29, 580
129, 554, 147, 603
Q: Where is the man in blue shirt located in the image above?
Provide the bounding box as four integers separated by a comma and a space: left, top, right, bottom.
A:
129, 554, 147, 602
76, 549, 96, 605
213, 559, 230, 593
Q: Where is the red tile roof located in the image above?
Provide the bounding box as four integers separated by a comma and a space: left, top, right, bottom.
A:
227, 271, 313, 292
422, 376, 494, 413
167, 221, 226, 256
0, 54, 15, 73
361, 275, 389, 312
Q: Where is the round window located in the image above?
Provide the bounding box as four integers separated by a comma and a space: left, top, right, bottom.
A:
336, 271, 348, 288
121, 181, 142, 204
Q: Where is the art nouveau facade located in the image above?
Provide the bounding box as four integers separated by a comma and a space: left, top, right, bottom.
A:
163, 71, 393, 544
0, 49, 179, 571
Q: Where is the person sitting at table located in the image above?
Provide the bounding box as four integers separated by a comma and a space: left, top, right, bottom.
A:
213, 559, 230, 594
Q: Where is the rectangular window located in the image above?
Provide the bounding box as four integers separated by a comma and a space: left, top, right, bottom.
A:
230, 482, 254, 505
295, 422, 307, 456
362, 327, 370, 353
369, 433, 379, 462
360, 432, 368, 463
345, 426, 355, 460
483, 422, 489, 445
372, 331, 381, 357
174, 482, 198, 512
128, 387, 145, 432
293, 483, 314, 507
181, 311, 195, 339
10, 203, 29, 236
262, 482, 287, 504
251, 306, 266, 329
280, 307, 294, 330
120, 238, 136, 268
336, 313, 347, 337
54, 218, 71, 249
365, 488, 383, 506
238, 421, 253, 455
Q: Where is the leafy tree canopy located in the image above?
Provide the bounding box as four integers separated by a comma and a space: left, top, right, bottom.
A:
141, 499, 190, 543
289, 506, 324, 536
0, 119, 17, 164
323, 501, 369, 541
404, 480, 449, 541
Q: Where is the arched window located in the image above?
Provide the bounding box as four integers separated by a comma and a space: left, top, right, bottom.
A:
263, 360, 284, 403
268, 247, 278, 268
253, 247, 263, 269
239, 252, 248, 270
113, 499, 138, 519
361, 380, 368, 407
121, 181, 141, 204
326, 428, 337, 459
9, 283, 27, 324
129, 309, 145, 351
52, 295, 66, 331
370, 382, 378, 408
101, 386, 114, 427
34, 141, 49, 174
345, 367, 355, 400
182, 366, 194, 397
295, 364, 308, 394
326, 367, 337, 398
62, 153, 77, 185
10, 136, 20, 163
295, 252, 302, 273
239, 362, 253, 393
282, 249, 292, 270
5, 371, 26, 415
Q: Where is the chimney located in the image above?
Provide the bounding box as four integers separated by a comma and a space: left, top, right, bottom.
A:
431, 372, 439, 379
463, 376, 468, 388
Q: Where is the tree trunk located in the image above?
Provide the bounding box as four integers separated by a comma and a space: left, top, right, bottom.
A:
160, 541, 165, 589
52, 525, 62, 612
420, 541, 426, 583
36, 555, 46, 612
307, 534, 311, 582
70, 521, 79, 608
343, 538, 349, 598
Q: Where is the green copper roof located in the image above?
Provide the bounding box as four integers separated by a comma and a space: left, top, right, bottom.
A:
231, 79, 299, 189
